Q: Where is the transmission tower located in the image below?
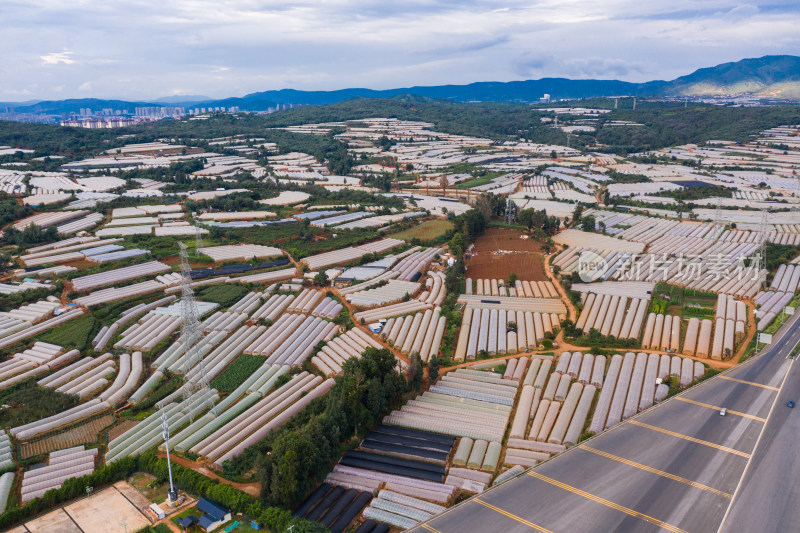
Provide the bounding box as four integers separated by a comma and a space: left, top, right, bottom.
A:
756, 208, 769, 290
713, 196, 725, 240
504, 197, 518, 224
793, 172, 800, 215
178, 242, 212, 421
194, 224, 203, 257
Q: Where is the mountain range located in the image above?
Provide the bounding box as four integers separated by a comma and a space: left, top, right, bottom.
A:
4, 55, 800, 116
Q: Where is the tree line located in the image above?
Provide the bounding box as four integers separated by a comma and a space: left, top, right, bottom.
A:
219, 347, 407, 510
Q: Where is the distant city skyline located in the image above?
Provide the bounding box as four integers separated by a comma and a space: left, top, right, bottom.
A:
2, 0, 799, 101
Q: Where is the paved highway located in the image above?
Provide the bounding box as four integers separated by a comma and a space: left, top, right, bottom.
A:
414, 312, 800, 533
719, 317, 800, 532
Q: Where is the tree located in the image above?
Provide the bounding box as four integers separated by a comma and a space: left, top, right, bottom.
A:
572, 204, 584, 223
428, 356, 440, 383
448, 232, 465, 257
518, 208, 535, 230
439, 175, 449, 194
458, 209, 487, 242
314, 270, 329, 287
475, 195, 492, 222
408, 352, 424, 391
489, 194, 507, 217
508, 273, 518, 285
598, 221, 606, 234
581, 215, 596, 233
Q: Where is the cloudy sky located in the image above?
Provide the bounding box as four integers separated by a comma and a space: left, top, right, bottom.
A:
2, 0, 799, 101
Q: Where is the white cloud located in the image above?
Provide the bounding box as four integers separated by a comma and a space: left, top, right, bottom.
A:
40, 51, 75, 65
78, 81, 92, 91
0, 1, 796, 100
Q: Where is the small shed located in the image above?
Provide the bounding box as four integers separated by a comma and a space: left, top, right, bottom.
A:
176, 515, 198, 529
149, 503, 166, 519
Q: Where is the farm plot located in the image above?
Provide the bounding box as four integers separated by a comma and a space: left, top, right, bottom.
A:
499, 354, 594, 468
465, 228, 547, 281
589, 351, 706, 434
11, 399, 113, 460
210, 354, 266, 392
189, 371, 335, 467
305, 425, 456, 530
384, 367, 520, 444
19, 414, 114, 460
378, 307, 447, 362
641, 293, 747, 359
293, 484, 373, 533
312, 329, 383, 375
453, 305, 564, 361
33, 313, 96, 352
555, 239, 764, 299
754, 263, 800, 329
465, 278, 558, 298
0, 343, 80, 391
390, 219, 454, 243
20, 445, 97, 503
574, 292, 650, 340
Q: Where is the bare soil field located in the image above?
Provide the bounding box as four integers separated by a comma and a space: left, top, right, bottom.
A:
23, 485, 150, 533
65, 485, 151, 533
465, 228, 546, 280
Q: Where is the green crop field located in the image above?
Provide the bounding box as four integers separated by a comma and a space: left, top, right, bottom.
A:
36, 314, 97, 351
197, 284, 250, 307
211, 355, 266, 393
0, 380, 79, 428
390, 219, 454, 243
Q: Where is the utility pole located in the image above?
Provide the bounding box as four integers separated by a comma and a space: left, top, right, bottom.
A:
162, 411, 178, 504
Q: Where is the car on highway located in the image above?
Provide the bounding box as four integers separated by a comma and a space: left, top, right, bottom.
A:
720, 407, 727, 416
788, 401, 795, 408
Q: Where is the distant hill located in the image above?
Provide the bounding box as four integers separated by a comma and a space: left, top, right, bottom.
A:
199, 55, 800, 107
661, 55, 800, 99
3, 55, 799, 115
214, 79, 644, 108
8, 98, 164, 115
151, 94, 212, 105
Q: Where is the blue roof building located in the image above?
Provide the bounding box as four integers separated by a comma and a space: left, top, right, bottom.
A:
195, 497, 231, 532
